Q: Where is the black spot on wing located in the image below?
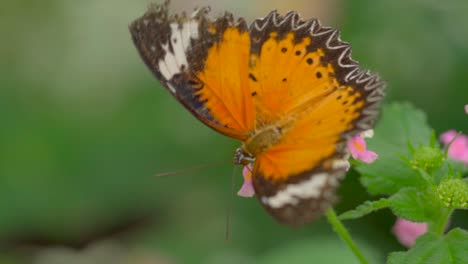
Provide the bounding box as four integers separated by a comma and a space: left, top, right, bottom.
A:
249, 73, 258, 82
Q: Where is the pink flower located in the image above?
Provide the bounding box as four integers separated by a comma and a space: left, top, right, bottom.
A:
348, 132, 378, 163
465, 104, 468, 114
238, 165, 255, 197
392, 218, 428, 247
440, 130, 468, 165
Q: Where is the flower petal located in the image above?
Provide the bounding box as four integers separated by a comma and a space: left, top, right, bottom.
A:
237, 180, 255, 197
465, 104, 468, 114
448, 136, 468, 161
348, 135, 378, 163
348, 136, 366, 159
440, 130, 457, 145
238, 165, 255, 197
392, 218, 428, 247
358, 150, 379, 164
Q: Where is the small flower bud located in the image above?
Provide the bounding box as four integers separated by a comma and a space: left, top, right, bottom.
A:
410, 146, 445, 173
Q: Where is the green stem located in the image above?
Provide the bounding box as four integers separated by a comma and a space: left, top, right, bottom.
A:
431, 208, 453, 235
326, 208, 369, 264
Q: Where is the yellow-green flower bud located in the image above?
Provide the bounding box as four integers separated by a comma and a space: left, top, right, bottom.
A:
437, 179, 468, 209
410, 146, 445, 173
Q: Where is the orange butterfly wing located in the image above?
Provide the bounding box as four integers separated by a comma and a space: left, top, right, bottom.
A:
247, 11, 384, 225
130, 3, 385, 226
129, 2, 255, 140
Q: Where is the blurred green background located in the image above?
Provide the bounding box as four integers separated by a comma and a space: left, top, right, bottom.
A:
1, 0, 467, 263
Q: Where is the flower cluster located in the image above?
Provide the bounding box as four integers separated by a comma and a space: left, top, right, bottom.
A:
437, 178, 468, 209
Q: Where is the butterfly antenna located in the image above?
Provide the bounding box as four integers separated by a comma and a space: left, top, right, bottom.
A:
225, 165, 238, 242
154, 160, 228, 177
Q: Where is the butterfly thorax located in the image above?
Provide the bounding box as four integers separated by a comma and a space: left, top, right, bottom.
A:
234, 121, 292, 165
244, 125, 282, 155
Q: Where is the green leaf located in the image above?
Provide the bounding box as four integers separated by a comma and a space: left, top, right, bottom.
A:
389, 187, 441, 222
339, 198, 390, 220
387, 252, 405, 264
357, 102, 433, 195
387, 229, 468, 264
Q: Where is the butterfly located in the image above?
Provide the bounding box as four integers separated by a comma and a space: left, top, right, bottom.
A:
129, 0, 385, 226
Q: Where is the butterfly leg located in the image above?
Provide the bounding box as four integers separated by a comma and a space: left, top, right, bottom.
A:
233, 148, 255, 166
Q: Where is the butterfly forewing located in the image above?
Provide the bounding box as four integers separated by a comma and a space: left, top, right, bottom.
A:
129, 2, 255, 140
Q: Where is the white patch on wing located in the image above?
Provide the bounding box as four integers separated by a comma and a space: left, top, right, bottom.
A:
158, 59, 172, 80
181, 21, 199, 50
180, 23, 191, 50
332, 159, 350, 171
189, 21, 199, 39
157, 21, 199, 80
160, 43, 180, 77
262, 173, 329, 208
170, 23, 188, 68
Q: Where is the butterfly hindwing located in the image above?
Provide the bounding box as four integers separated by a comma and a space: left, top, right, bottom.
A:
129, 1, 255, 140
248, 11, 384, 225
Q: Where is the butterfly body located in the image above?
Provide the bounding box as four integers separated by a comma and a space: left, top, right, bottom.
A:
243, 122, 291, 156
130, 0, 385, 226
